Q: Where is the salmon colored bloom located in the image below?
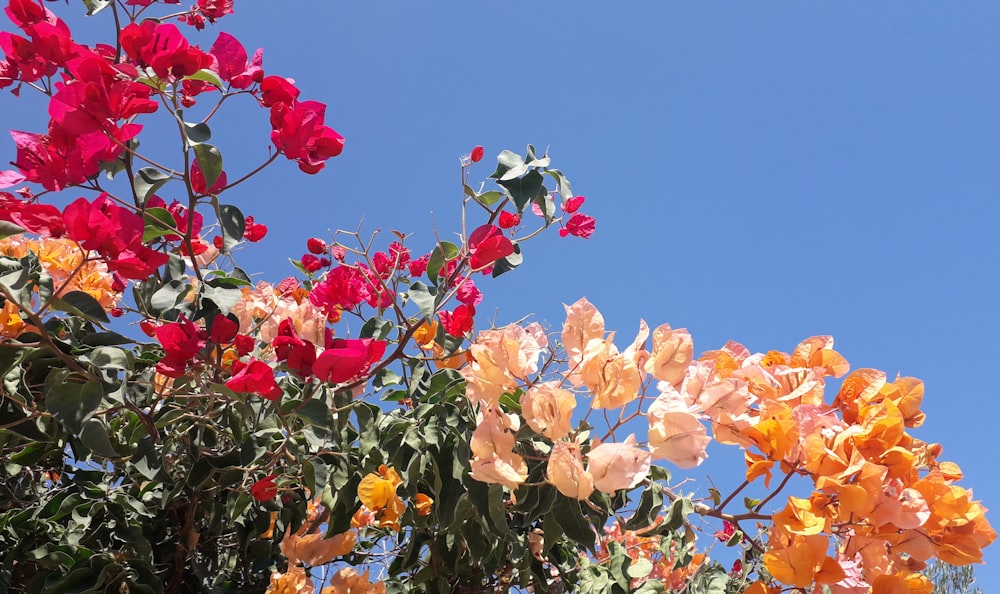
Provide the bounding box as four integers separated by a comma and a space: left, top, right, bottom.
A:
586, 434, 651, 493
521, 381, 576, 440
547, 439, 594, 500
319, 567, 386, 594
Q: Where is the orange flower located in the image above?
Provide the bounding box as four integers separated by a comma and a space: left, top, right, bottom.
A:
265, 566, 312, 594
357, 465, 405, 531
547, 439, 594, 500
521, 381, 576, 440
414, 493, 433, 516
412, 320, 438, 349
280, 529, 356, 566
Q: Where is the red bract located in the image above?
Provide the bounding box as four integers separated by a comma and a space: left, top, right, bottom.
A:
301, 254, 323, 273
0, 57, 18, 90
559, 213, 596, 239
145, 24, 211, 80
562, 195, 585, 213
439, 304, 475, 337
5, 0, 55, 30
313, 338, 386, 385
226, 359, 282, 400
455, 278, 482, 307
269, 99, 344, 174
498, 210, 520, 229
272, 319, 316, 377
260, 75, 299, 107
234, 334, 254, 357
309, 265, 371, 313
63, 194, 168, 278
467, 224, 514, 272
11, 122, 139, 191
408, 254, 429, 277
250, 474, 278, 502
197, 0, 234, 20
208, 313, 239, 343
306, 237, 327, 254
49, 55, 158, 136
209, 31, 262, 90
243, 215, 268, 242
0, 192, 64, 236
154, 315, 205, 378
470, 145, 484, 163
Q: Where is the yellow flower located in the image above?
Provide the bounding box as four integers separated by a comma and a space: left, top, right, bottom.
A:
357, 465, 405, 531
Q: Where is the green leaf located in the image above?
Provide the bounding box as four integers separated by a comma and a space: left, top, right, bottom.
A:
216, 202, 245, 251
491, 243, 522, 278
82, 0, 112, 15
142, 206, 177, 243
525, 144, 551, 168
193, 143, 223, 189
133, 167, 171, 205
200, 278, 242, 314
149, 279, 190, 314
406, 282, 437, 319
46, 380, 103, 434
476, 190, 503, 207
426, 241, 458, 285
553, 496, 596, 553
175, 108, 212, 144
624, 483, 663, 531
490, 149, 526, 180
79, 418, 120, 458
183, 69, 224, 90
627, 557, 653, 579
498, 169, 545, 214
87, 346, 131, 371
543, 168, 574, 202
49, 290, 110, 323
0, 220, 25, 240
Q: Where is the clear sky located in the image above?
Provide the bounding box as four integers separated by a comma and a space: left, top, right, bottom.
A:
6, 0, 1000, 588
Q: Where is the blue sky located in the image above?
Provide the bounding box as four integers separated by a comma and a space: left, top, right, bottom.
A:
5, 0, 1000, 588
230, 2, 1000, 586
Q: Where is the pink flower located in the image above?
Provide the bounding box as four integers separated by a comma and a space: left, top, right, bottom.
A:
226, 359, 282, 400
209, 31, 261, 89
313, 338, 386, 384
155, 315, 206, 377
562, 196, 585, 213
559, 213, 596, 239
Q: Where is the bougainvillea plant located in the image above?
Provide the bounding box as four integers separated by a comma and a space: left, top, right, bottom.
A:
0, 1, 992, 593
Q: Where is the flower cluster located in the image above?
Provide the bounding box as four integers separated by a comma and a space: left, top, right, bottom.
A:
463, 297, 995, 593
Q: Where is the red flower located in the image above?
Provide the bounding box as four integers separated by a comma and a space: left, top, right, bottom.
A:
273, 319, 317, 377
209, 32, 261, 90
439, 304, 475, 337
308, 265, 371, 312
313, 338, 386, 384
562, 196, 585, 213
306, 237, 327, 254
226, 359, 282, 400
208, 313, 239, 344
559, 213, 596, 239
197, 0, 234, 20
467, 224, 514, 272
250, 474, 278, 501
408, 254, 429, 277
233, 334, 254, 357
243, 215, 268, 242
155, 315, 205, 377
301, 254, 323, 273
469, 145, 484, 163
498, 210, 520, 229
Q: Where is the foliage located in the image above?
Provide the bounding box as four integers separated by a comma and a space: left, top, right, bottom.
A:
925, 561, 983, 594
0, 1, 993, 593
